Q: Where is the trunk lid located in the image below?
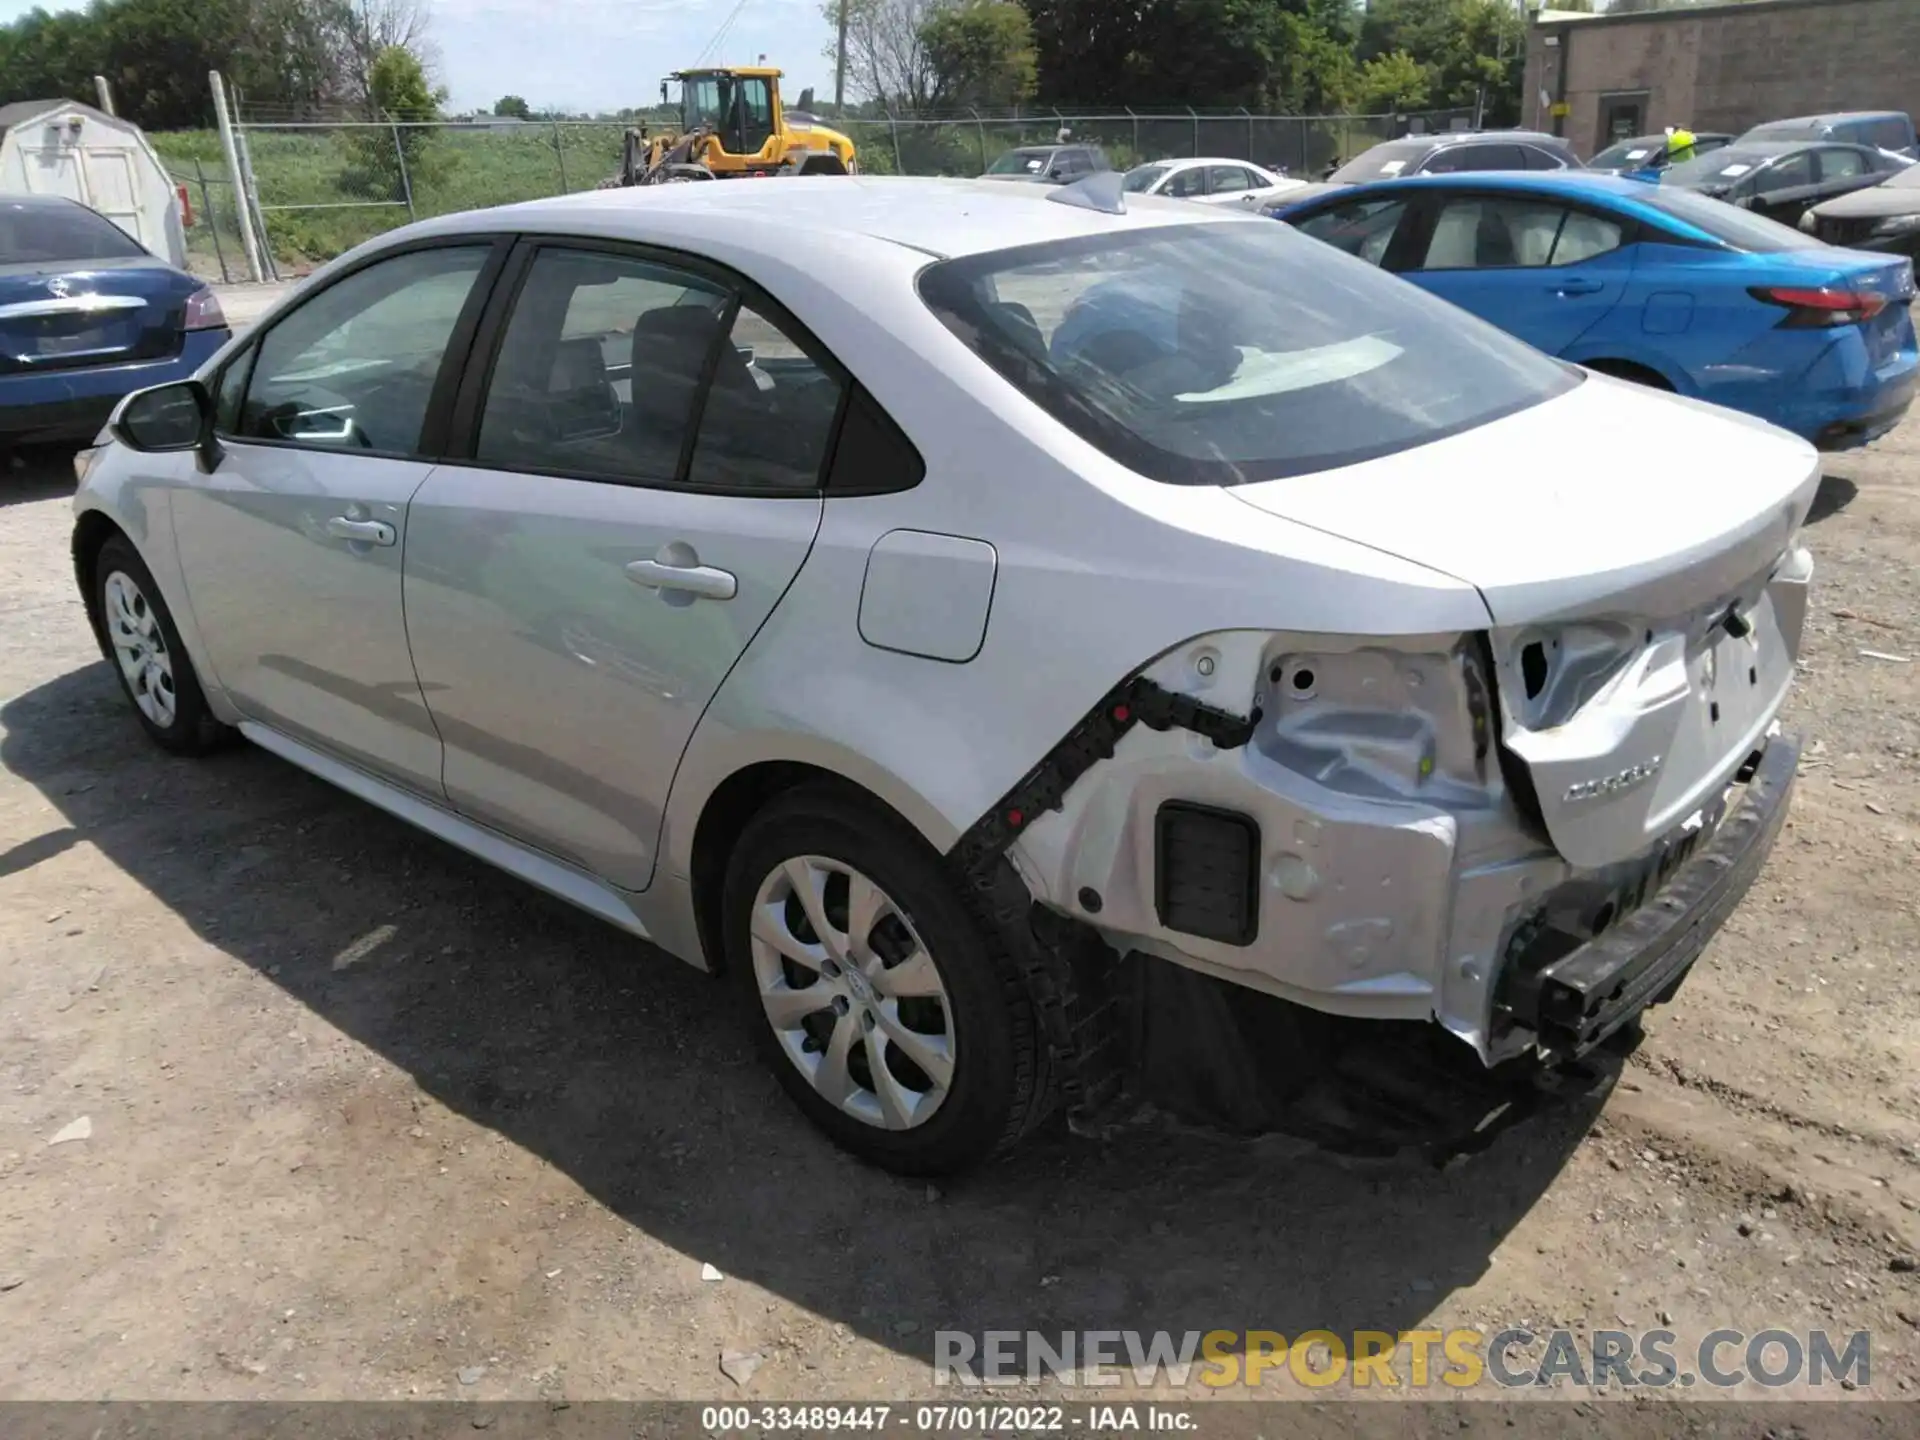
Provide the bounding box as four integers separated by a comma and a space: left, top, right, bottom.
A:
1228, 375, 1820, 868
0, 258, 196, 377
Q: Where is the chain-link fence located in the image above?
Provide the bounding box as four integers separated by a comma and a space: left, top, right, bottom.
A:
211, 105, 1478, 270
147, 134, 256, 283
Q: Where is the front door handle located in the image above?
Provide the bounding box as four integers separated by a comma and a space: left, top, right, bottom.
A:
626, 558, 737, 602
1552, 277, 1604, 297
325, 515, 396, 546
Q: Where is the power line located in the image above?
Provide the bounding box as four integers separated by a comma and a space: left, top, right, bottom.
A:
694, 0, 754, 67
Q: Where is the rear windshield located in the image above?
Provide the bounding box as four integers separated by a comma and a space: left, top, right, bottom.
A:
1331, 140, 1430, 182
1637, 186, 1817, 252
916, 221, 1579, 487
988, 150, 1050, 176
0, 201, 146, 263
1591, 139, 1660, 170
1743, 122, 1820, 142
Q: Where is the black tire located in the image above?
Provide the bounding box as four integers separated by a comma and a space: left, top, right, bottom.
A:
722, 781, 1048, 1175
92, 534, 231, 756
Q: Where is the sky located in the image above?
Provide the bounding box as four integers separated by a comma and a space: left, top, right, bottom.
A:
0, 0, 843, 117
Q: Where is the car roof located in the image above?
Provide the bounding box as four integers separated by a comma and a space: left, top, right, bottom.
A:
0, 192, 91, 212
1604, 131, 1733, 146
1412, 130, 1570, 149
1752, 111, 1907, 127
1299, 171, 1655, 202
409, 175, 1236, 261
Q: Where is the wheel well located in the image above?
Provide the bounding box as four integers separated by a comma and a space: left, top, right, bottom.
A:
688, 760, 933, 975
71, 511, 125, 659
1583, 358, 1674, 391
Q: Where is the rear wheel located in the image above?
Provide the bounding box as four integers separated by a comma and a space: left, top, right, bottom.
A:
722, 783, 1045, 1175
94, 534, 230, 756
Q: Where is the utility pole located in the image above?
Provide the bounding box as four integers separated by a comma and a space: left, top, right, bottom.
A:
834, 0, 849, 113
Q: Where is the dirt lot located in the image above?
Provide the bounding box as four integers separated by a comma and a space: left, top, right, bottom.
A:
2, 415, 1919, 1410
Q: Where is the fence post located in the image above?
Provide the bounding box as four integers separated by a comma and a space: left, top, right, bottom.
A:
1240, 106, 1253, 163
969, 108, 987, 172
1126, 106, 1137, 157
389, 119, 417, 220
887, 112, 903, 174
552, 119, 571, 193
1188, 107, 1199, 157
207, 72, 263, 284
232, 122, 279, 282
191, 157, 230, 284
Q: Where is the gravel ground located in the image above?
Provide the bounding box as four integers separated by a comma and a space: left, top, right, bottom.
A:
2, 413, 1918, 1411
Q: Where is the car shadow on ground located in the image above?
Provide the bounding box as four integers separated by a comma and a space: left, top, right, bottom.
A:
2, 661, 1616, 1365
1, 446, 79, 511
1807, 471, 1859, 525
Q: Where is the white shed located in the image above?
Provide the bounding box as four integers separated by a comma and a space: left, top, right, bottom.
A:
0, 99, 186, 267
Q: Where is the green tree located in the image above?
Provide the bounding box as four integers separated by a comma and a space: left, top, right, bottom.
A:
492, 93, 530, 118
367, 42, 440, 120
919, 0, 1037, 109
1355, 48, 1429, 113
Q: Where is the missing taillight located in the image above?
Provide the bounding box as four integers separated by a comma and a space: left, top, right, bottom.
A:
1521, 641, 1549, 700
183, 286, 226, 331
1748, 284, 1888, 328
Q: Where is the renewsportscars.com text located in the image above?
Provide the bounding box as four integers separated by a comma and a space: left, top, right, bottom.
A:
933, 1328, 1871, 1390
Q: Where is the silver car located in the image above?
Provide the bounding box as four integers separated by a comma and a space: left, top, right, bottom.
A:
72, 177, 1815, 1174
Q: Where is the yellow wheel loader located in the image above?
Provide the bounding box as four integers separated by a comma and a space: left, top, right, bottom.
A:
608, 67, 857, 187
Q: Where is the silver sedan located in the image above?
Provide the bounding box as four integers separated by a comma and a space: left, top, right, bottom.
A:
73, 176, 1815, 1173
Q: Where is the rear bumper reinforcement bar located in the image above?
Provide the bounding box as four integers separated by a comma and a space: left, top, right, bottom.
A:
1500, 730, 1801, 1061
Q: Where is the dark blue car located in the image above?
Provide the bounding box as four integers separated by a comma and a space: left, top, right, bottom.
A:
0, 194, 230, 446
1269, 171, 1918, 450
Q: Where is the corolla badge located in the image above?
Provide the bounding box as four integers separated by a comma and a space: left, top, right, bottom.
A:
1565, 756, 1663, 804
47, 276, 71, 299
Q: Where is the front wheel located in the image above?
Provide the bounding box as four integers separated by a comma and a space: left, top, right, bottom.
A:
93, 534, 231, 755
721, 783, 1050, 1174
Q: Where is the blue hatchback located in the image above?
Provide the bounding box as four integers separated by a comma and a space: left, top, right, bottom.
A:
1269, 172, 1918, 450
1, 194, 230, 447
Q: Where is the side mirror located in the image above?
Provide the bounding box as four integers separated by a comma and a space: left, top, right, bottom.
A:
112, 381, 209, 453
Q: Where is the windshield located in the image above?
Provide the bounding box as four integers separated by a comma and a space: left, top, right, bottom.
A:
917, 222, 1578, 487
1331, 140, 1429, 182
989, 150, 1049, 176
683, 75, 725, 130
1591, 139, 1661, 170
1662, 147, 1779, 189
1636, 186, 1817, 252
1123, 164, 1171, 193
0, 201, 146, 263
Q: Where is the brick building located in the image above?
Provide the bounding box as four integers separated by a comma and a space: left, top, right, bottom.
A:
1522, 0, 1920, 158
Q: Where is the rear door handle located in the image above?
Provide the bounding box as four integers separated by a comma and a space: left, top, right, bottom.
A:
626, 558, 737, 601
325, 516, 396, 546
1552, 277, 1604, 296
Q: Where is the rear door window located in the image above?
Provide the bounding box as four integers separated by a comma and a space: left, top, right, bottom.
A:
1417, 197, 1569, 269
1817, 147, 1869, 180
1207, 165, 1255, 194
474, 245, 845, 492
1521, 145, 1570, 170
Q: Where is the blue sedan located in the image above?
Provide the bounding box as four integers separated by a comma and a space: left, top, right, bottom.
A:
1, 194, 231, 447
1268, 172, 1917, 450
